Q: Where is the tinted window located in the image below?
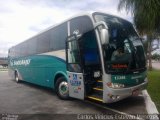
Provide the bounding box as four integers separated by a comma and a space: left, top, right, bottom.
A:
70, 16, 93, 35
27, 37, 37, 55
94, 14, 146, 73
70, 16, 100, 65
50, 22, 67, 50
37, 32, 50, 53
9, 22, 67, 58
81, 31, 100, 65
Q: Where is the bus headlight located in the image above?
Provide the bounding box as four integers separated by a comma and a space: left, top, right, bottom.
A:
107, 82, 125, 89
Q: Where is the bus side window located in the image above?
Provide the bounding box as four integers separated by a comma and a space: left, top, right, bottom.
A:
67, 39, 81, 73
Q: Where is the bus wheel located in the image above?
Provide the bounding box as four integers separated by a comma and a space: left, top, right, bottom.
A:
55, 77, 69, 100
15, 71, 20, 83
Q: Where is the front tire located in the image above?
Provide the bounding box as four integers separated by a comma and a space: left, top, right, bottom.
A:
55, 77, 69, 100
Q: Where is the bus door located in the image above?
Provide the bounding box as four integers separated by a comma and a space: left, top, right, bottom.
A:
66, 34, 85, 100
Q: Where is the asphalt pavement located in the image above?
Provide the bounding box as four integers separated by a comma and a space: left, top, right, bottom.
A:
0, 71, 148, 120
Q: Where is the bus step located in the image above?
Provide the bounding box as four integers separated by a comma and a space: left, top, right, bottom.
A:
96, 80, 103, 86
87, 96, 103, 102
97, 80, 102, 83
93, 87, 103, 91
87, 92, 103, 102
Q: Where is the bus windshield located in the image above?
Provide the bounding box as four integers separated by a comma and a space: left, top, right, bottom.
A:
94, 14, 146, 74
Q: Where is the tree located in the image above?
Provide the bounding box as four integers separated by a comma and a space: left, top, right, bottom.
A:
152, 53, 160, 61
118, 0, 160, 70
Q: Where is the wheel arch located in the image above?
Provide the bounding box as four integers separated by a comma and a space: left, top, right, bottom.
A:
53, 71, 68, 88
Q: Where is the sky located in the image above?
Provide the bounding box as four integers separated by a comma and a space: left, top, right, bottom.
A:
0, 0, 132, 57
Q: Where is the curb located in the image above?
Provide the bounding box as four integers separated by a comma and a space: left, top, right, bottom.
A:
142, 90, 159, 119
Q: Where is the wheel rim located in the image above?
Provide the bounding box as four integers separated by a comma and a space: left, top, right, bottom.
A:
58, 81, 69, 97
15, 74, 19, 82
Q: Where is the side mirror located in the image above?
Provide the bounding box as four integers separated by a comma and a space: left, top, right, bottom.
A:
94, 21, 109, 45
100, 29, 109, 45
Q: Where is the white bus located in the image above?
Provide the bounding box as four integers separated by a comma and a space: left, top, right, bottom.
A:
8, 12, 148, 103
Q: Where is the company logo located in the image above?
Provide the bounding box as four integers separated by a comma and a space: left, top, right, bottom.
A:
10, 59, 31, 66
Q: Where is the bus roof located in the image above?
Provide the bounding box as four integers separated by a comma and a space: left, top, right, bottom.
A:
9, 11, 128, 50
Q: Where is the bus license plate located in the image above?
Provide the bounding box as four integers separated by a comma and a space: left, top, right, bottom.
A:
132, 89, 139, 96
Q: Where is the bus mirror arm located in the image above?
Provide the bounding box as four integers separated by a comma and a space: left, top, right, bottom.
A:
94, 21, 108, 29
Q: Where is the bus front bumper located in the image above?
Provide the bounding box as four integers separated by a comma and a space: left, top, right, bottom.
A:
103, 77, 148, 103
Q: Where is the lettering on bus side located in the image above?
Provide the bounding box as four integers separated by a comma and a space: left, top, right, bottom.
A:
10, 59, 31, 66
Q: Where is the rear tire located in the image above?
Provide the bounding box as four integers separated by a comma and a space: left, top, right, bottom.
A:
15, 71, 20, 83
55, 77, 69, 100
